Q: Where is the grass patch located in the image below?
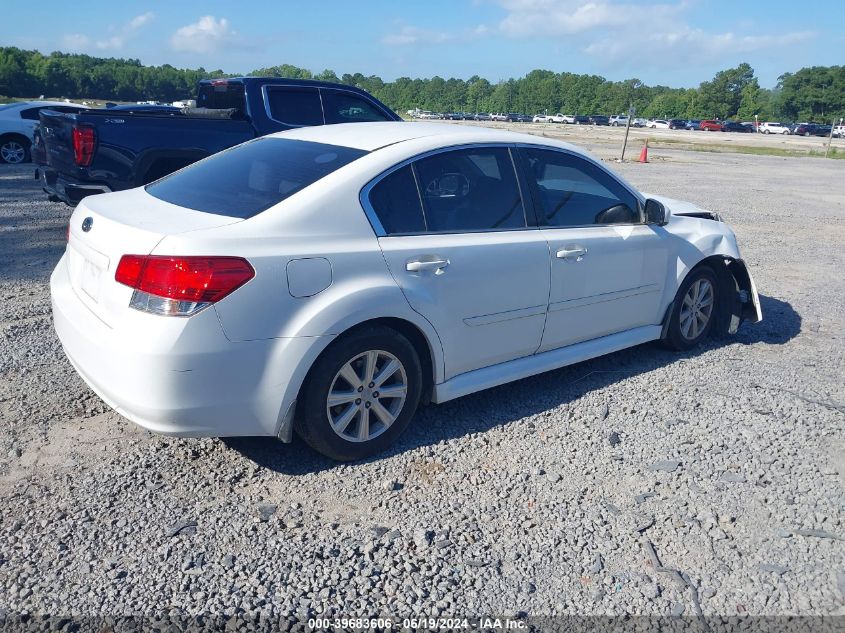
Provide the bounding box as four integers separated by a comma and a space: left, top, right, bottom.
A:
647, 137, 845, 159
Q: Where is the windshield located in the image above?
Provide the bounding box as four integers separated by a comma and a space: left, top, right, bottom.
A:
145, 138, 367, 218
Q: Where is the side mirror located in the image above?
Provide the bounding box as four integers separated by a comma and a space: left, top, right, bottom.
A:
645, 198, 668, 226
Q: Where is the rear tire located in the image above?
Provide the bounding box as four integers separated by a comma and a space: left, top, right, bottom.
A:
664, 266, 719, 351
295, 325, 422, 461
0, 136, 30, 164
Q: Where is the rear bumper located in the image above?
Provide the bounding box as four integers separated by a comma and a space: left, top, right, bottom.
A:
38, 167, 112, 205
50, 254, 321, 438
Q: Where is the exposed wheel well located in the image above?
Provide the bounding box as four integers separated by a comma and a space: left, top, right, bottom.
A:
663, 255, 751, 337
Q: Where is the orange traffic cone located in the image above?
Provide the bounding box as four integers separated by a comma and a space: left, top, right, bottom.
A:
638, 139, 649, 163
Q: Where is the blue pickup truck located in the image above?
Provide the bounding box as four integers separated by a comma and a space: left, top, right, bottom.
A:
36, 77, 401, 205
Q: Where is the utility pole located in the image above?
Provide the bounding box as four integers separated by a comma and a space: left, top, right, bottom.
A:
620, 105, 635, 161
826, 117, 842, 158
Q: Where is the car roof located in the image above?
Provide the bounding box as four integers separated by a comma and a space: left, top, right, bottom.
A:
271, 121, 586, 154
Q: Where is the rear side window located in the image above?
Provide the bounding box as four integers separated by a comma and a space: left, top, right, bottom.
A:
19, 107, 43, 120
146, 138, 366, 218
266, 87, 323, 126
414, 148, 526, 232
322, 90, 390, 124
368, 165, 426, 234
197, 82, 247, 111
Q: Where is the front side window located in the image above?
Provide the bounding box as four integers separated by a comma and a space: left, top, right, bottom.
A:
413, 147, 526, 232
322, 90, 390, 124
265, 86, 323, 126
146, 138, 366, 218
524, 148, 640, 227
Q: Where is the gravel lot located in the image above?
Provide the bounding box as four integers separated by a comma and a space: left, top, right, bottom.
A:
0, 130, 843, 626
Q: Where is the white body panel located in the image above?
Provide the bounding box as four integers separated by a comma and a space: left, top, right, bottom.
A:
378, 230, 550, 378
50, 122, 761, 439
0, 100, 89, 142
539, 224, 668, 351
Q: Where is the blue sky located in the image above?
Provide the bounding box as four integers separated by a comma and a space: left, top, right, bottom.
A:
2, 0, 839, 88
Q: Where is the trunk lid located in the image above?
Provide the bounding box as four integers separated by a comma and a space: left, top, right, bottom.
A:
66, 188, 242, 326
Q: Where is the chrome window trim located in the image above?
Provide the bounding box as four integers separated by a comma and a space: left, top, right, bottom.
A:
359, 142, 534, 238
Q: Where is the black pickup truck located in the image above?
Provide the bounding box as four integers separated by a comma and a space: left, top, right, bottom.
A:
37, 77, 400, 204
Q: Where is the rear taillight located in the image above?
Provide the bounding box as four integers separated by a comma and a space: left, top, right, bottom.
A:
72, 125, 96, 166
115, 255, 254, 317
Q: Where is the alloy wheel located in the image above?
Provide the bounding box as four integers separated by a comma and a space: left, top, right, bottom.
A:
679, 278, 714, 340
1, 141, 26, 164
326, 350, 408, 443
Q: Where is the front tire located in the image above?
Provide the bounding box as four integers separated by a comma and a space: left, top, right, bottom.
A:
295, 325, 422, 461
664, 266, 718, 351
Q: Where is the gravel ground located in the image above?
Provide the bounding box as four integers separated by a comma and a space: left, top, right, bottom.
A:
0, 135, 843, 625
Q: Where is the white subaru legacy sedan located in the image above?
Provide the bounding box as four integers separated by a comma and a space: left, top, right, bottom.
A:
51, 122, 761, 460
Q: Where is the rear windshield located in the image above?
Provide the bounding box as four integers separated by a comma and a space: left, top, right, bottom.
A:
145, 138, 367, 218
196, 82, 247, 111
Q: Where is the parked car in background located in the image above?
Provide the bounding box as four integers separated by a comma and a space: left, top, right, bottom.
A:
560, 114, 577, 124
833, 125, 845, 138
417, 111, 441, 120
52, 121, 761, 460
609, 115, 629, 126
37, 77, 400, 205
721, 121, 752, 133
632, 118, 649, 128
443, 112, 463, 120
473, 112, 492, 121
699, 120, 722, 131
573, 115, 590, 125
788, 123, 829, 136
685, 120, 702, 130
649, 119, 670, 129
491, 113, 507, 122
507, 113, 532, 122
0, 101, 89, 164
532, 114, 554, 123
668, 119, 687, 130
549, 113, 566, 123
759, 122, 790, 134
588, 115, 610, 126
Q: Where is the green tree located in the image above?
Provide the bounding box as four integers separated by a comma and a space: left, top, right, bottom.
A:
698, 62, 756, 119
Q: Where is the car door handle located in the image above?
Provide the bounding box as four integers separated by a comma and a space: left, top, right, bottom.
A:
406, 258, 450, 273
556, 247, 587, 261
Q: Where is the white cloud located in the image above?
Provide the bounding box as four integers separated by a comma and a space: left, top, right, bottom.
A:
583, 26, 815, 65
171, 16, 238, 54
381, 25, 454, 46
382, 23, 491, 46
129, 12, 155, 30
63, 13, 154, 52
382, 1, 815, 69
61, 34, 90, 51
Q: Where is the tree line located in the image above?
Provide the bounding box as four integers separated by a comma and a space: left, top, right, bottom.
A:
1, 47, 843, 123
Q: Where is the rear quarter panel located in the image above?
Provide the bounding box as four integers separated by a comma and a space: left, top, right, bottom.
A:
153, 160, 446, 382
